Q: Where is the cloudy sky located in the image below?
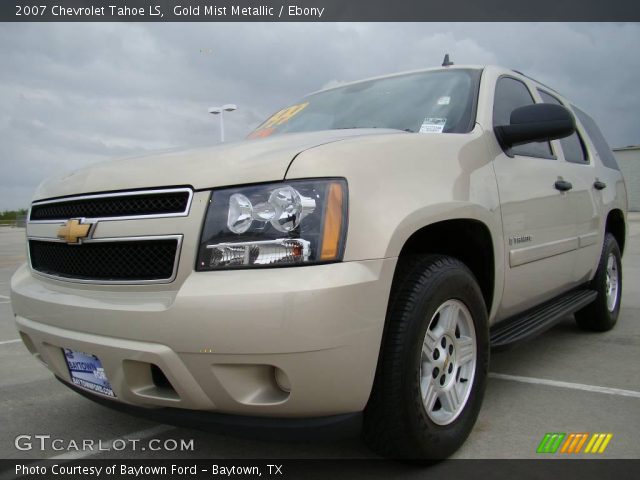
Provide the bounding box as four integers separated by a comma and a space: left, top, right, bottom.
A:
0, 22, 639, 210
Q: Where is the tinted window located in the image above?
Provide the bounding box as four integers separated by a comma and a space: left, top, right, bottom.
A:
493, 77, 552, 158
572, 106, 620, 170
249, 69, 481, 139
538, 90, 587, 164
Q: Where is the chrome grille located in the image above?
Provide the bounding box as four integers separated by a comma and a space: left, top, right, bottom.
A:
30, 188, 192, 221
29, 237, 181, 283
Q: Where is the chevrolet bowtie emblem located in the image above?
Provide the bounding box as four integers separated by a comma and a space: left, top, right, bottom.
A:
57, 219, 92, 244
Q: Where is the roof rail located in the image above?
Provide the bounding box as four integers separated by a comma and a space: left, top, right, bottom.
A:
511, 69, 560, 94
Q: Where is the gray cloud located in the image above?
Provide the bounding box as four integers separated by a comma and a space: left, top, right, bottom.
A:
0, 22, 638, 209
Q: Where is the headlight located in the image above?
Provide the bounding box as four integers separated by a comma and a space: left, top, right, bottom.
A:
197, 179, 348, 270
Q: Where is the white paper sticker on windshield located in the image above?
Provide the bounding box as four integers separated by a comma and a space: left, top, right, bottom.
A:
437, 96, 451, 105
419, 117, 446, 133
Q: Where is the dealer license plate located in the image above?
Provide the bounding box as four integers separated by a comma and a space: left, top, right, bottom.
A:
63, 348, 115, 397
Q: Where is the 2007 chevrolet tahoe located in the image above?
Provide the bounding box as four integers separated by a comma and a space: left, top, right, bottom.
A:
11, 63, 627, 459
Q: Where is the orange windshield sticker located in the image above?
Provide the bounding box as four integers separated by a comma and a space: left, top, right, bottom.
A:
247, 127, 276, 139
261, 102, 309, 129
248, 102, 309, 140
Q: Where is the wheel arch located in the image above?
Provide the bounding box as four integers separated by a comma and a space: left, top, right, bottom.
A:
394, 217, 497, 316
605, 209, 626, 256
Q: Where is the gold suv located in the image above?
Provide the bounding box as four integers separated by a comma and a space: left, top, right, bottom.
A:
11, 64, 627, 458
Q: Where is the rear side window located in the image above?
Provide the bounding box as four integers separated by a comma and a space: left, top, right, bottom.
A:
538, 90, 588, 164
493, 77, 553, 159
572, 106, 620, 170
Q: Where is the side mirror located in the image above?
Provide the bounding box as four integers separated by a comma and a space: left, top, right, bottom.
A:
495, 103, 576, 148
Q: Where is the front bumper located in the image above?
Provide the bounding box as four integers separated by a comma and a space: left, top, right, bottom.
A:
11, 258, 396, 417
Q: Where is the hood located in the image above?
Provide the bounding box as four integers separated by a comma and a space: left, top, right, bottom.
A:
33, 129, 400, 201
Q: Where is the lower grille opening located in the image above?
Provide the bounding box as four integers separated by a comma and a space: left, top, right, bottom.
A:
123, 360, 180, 401
29, 238, 179, 282
151, 364, 175, 392
18, 332, 47, 366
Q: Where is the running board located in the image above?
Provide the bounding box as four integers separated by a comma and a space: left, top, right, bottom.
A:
490, 289, 597, 349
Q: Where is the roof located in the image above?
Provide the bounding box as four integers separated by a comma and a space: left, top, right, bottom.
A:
307, 64, 485, 96
613, 146, 640, 152
306, 64, 565, 101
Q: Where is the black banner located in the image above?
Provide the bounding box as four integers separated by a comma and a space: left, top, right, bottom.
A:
2, 0, 640, 22
2, 459, 640, 480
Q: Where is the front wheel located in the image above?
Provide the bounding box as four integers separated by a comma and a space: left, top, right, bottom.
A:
363, 255, 489, 459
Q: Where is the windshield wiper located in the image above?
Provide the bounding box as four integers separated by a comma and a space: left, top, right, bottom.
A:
334, 126, 377, 130
334, 126, 414, 132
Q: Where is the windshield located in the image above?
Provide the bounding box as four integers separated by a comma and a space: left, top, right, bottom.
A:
248, 69, 480, 139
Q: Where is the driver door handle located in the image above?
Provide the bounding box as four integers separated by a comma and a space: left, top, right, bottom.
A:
554, 180, 573, 192
594, 180, 607, 190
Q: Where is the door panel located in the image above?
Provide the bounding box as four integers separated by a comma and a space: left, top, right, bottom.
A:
494, 155, 579, 318
565, 169, 600, 283
537, 90, 602, 285
490, 77, 580, 319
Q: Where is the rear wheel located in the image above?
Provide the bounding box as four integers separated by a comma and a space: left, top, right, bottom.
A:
363, 255, 488, 459
575, 233, 622, 332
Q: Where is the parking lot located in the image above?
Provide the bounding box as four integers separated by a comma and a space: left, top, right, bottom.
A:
1, 219, 639, 461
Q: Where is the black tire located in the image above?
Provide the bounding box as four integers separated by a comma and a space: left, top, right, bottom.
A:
575, 233, 622, 332
363, 255, 489, 459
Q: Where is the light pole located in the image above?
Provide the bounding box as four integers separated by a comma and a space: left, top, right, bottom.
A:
208, 104, 237, 143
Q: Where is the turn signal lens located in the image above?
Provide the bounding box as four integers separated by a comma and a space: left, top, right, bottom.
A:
320, 182, 345, 260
